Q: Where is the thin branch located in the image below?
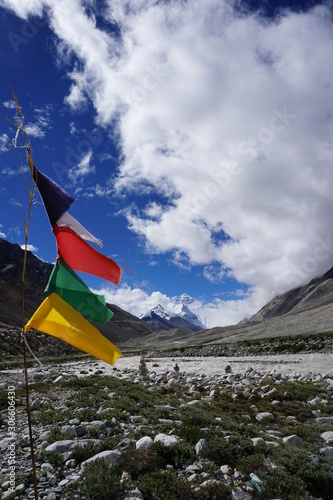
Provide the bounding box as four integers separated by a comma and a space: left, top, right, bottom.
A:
0, 146, 26, 156
1, 89, 39, 500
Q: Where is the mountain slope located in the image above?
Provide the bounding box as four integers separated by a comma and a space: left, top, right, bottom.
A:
250, 267, 333, 321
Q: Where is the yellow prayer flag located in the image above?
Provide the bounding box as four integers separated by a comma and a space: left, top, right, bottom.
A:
25, 293, 121, 365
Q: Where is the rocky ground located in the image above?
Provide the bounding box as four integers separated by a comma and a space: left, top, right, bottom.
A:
0, 354, 333, 499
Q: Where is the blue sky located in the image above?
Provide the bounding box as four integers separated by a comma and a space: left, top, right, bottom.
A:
0, 0, 332, 327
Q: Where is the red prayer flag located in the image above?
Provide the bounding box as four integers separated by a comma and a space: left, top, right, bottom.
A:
54, 225, 122, 284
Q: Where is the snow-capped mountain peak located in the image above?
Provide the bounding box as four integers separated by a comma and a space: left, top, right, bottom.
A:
140, 298, 206, 332
172, 303, 206, 329
140, 304, 177, 321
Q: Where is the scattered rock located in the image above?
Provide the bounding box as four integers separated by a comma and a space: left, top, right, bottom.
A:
154, 433, 179, 447
321, 431, 333, 444
30, 398, 42, 410
195, 438, 208, 455
167, 378, 178, 389
136, 436, 153, 450
283, 435, 305, 448
251, 437, 265, 447
255, 412, 274, 422
81, 450, 122, 469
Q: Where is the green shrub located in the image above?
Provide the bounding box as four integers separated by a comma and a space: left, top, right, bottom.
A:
120, 445, 164, 479
138, 470, 193, 499
193, 480, 232, 499
253, 469, 312, 499
71, 442, 101, 465
40, 450, 64, 467
270, 445, 333, 499
81, 458, 128, 500
178, 407, 216, 443
153, 440, 195, 469
203, 434, 253, 469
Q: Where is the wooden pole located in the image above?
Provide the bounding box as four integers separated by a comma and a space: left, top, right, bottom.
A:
11, 89, 39, 499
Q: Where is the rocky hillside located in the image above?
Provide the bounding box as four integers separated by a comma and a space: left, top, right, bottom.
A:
250, 267, 333, 321
0, 238, 51, 326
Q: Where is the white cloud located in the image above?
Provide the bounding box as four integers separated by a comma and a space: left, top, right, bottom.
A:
9, 104, 51, 141
20, 243, 38, 253
203, 265, 225, 284
24, 123, 45, 139
2, 0, 333, 323
0, 134, 10, 152
69, 122, 78, 135
0, 224, 6, 239
2, 165, 28, 176
2, 167, 17, 176
64, 84, 88, 110
2, 100, 16, 109
69, 149, 95, 182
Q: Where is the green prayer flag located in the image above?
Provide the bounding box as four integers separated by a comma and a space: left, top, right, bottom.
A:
44, 258, 113, 324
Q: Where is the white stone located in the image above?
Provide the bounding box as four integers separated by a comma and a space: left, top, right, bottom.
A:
321, 431, 333, 443
187, 400, 204, 408
255, 412, 274, 422
167, 378, 178, 389
154, 433, 179, 448
61, 425, 77, 438
320, 446, 333, 456
195, 438, 208, 455
81, 450, 121, 469
283, 435, 305, 448
15, 484, 25, 495
136, 436, 153, 450
58, 479, 70, 487
49, 475, 57, 486
316, 417, 333, 424
1, 491, 15, 500
220, 465, 232, 474
45, 440, 76, 454
251, 437, 265, 447
31, 398, 42, 410
41, 462, 54, 471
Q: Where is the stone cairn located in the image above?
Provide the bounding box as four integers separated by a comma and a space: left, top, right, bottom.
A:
173, 363, 180, 379
139, 356, 149, 380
